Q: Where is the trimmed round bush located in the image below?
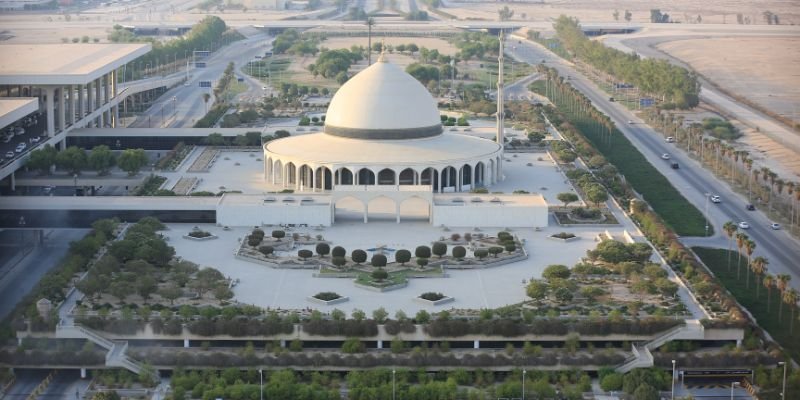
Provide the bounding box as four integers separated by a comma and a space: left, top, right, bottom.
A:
251, 228, 265, 239
258, 245, 274, 256
504, 243, 516, 253
497, 231, 512, 241
271, 230, 286, 241
247, 235, 262, 247
488, 246, 503, 257
371, 254, 387, 267
432, 242, 447, 258
420, 292, 445, 301
371, 269, 388, 281
415, 245, 431, 259
314, 292, 341, 301
452, 246, 466, 260
395, 249, 411, 265
332, 256, 347, 268
315, 243, 330, 257
416, 258, 429, 268
474, 248, 489, 260
298, 249, 313, 260
332, 246, 346, 258
351, 249, 367, 264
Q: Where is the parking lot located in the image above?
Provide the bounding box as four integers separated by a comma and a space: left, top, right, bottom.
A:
1, 111, 47, 166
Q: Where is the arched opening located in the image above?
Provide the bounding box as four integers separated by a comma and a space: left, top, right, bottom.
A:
377, 168, 396, 185
285, 162, 296, 186
358, 168, 376, 185
298, 164, 313, 190
334, 196, 366, 223
366, 196, 397, 222
461, 164, 472, 188
488, 159, 495, 185
315, 167, 332, 190
420, 167, 436, 188
441, 166, 457, 192
399, 196, 430, 222
337, 168, 354, 186
398, 168, 415, 185
475, 162, 485, 187
272, 160, 283, 185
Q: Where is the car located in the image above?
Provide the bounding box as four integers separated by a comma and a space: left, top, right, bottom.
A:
771, 223, 781, 230
710, 195, 721, 203
15, 143, 27, 152
746, 204, 756, 211
184, 81, 190, 86
671, 162, 679, 169
5, 151, 14, 158
262, 86, 268, 91
609, 97, 615, 102
627, 120, 633, 124
30, 136, 41, 144
14, 127, 24, 135
661, 153, 670, 160
738, 221, 750, 229
666, 136, 675, 143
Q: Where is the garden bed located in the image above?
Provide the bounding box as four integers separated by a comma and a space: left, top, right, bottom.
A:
307, 292, 349, 306
553, 210, 619, 226
414, 292, 455, 306
547, 232, 579, 242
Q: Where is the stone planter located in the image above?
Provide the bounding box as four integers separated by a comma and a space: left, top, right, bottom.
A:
414, 295, 455, 306
183, 234, 218, 241
354, 281, 408, 292
547, 235, 579, 243
307, 295, 349, 306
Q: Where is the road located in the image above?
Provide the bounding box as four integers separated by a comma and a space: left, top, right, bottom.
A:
2, 370, 48, 400
508, 37, 800, 291
130, 32, 273, 129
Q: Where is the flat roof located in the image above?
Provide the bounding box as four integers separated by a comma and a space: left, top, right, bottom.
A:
433, 193, 547, 207
0, 195, 218, 211
0, 98, 37, 129
0, 44, 151, 85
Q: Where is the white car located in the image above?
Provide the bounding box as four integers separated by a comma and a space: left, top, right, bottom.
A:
4, 151, 14, 158
627, 120, 634, 124
771, 223, 781, 230
666, 136, 675, 143
738, 221, 750, 229
30, 136, 41, 144
14, 127, 24, 135
15, 142, 26, 153
661, 153, 670, 160
710, 195, 721, 203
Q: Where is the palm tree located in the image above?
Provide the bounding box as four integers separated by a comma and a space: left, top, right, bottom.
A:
782, 288, 798, 334
763, 274, 775, 312
735, 232, 748, 279
722, 221, 737, 270
365, 17, 375, 66
744, 240, 756, 287
202, 92, 211, 114
776, 274, 791, 321
750, 256, 768, 298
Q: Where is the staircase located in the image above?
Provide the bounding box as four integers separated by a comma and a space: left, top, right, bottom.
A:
615, 320, 705, 373
56, 324, 144, 374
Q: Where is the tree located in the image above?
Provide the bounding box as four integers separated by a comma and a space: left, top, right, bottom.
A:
586, 187, 609, 207
601, 372, 623, 391
395, 249, 411, 265
723, 221, 737, 271
213, 284, 233, 301
415, 246, 431, 259
26, 145, 57, 175
542, 264, 571, 281
55, 146, 88, 174
504, 243, 516, 253
259, 245, 274, 256
432, 242, 447, 258
474, 248, 488, 260
415, 309, 430, 324
488, 246, 503, 258
784, 288, 798, 334
632, 383, 659, 400
332, 256, 346, 269
372, 307, 388, 323
557, 192, 579, 209
315, 242, 330, 258
612, 9, 619, 21
117, 148, 148, 176
498, 5, 514, 21
624, 10, 632, 22
158, 285, 182, 305
351, 249, 367, 264
452, 246, 466, 260
416, 258, 428, 269
272, 230, 285, 241
554, 287, 573, 303
332, 246, 346, 258
109, 280, 133, 302
298, 249, 313, 260
526, 280, 548, 301
202, 93, 211, 114
136, 276, 158, 301
371, 254, 387, 267
88, 145, 116, 175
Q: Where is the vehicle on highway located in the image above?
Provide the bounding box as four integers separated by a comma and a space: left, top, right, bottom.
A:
262, 86, 268, 91
5, 151, 14, 158
15, 142, 27, 153
710, 195, 721, 203
771, 223, 781, 230
666, 136, 675, 143
661, 153, 670, 160
609, 97, 614, 102
627, 120, 633, 124
30, 136, 41, 144
14, 127, 24, 135
184, 81, 190, 86
738, 221, 750, 229
746, 204, 756, 211
671, 162, 679, 169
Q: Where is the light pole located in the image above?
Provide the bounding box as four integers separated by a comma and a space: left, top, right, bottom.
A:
522, 369, 526, 400
671, 360, 676, 400
73, 173, 78, 196
730, 381, 740, 400
704, 193, 710, 236
392, 369, 396, 400
18, 216, 26, 246
259, 368, 263, 400
779, 361, 787, 400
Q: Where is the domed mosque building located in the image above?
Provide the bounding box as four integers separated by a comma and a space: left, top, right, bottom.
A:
264, 53, 503, 193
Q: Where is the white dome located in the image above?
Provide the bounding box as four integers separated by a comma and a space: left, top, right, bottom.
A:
324, 59, 442, 140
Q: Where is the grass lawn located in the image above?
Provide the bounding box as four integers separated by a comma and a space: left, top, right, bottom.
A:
531, 80, 709, 237
692, 247, 799, 361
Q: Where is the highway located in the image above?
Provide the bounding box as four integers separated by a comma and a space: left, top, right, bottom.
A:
130, 31, 273, 128
508, 37, 800, 291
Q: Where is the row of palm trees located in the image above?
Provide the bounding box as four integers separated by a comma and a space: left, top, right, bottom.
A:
647, 109, 800, 234
723, 221, 799, 332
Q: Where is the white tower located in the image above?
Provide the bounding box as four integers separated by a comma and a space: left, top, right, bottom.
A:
496, 33, 505, 147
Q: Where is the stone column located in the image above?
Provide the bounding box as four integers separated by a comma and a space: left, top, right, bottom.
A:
310, 167, 316, 192
57, 87, 66, 132
45, 87, 55, 137
183, 339, 190, 348
78, 84, 85, 124
472, 164, 478, 187
104, 73, 111, 126
377, 340, 383, 349
80, 368, 86, 379
66, 85, 74, 125
395, 202, 400, 224
86, 81, 94, 126
95, 77, 102, 127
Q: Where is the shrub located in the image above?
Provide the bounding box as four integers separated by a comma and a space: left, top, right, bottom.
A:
272, 230, 285, 241
452, 246, 466, 260
313, 292, 341, 301
251, 228, 265, 239
497, 231, 512, 241
420, 292, 445, 301
542, 264, 571, 281
247, 235, 262, 247
332, 246, 346, 258
488, 247, 503, 257
395, 249, 411, 265
332, 256, 346, 268
474, 249, 488, 260
315, 243, 330, 257
351, 249, 367, 264
450, 233, 461, 242
416, 258, 429, 269
432, 242, 447, 258
188, 230, 212, 238
258, 245, 274, 256
341, 338, 365, 353
298, 250, 313, 260
415, 246, 431, 258
504, 243, 516, 253
551, 232, 576, 239
371, 254, 387, 267
371, 269, 388, 281
572, 207, 601, 219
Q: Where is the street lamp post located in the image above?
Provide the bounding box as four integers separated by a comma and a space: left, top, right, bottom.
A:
522, 369, 526, 400
392, 369, 396, 400
779, 361, 787, 399
671, 360, 676, 400
704, 193, 710, 236
73, 174, 78, 196
731, 381, 740, 400
259, 368, 263, 400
